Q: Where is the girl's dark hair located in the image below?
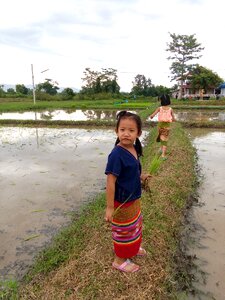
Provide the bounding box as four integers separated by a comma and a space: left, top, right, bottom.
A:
115, 110, 143, 156
160, 94, 171, 106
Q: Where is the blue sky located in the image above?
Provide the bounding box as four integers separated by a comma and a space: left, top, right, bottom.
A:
0, 0, 224, 92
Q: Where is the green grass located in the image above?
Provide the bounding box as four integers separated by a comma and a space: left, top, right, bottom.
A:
0, 279, 19, 300
23, 194, 106, 281
171, 98, 225, 106
0, 99, 152, 112
1, 97, 225, 113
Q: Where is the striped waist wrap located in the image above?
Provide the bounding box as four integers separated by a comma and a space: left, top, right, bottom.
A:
111, 199, 142, 258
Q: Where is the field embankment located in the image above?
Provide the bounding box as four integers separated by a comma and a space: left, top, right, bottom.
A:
7, 122, 197, 300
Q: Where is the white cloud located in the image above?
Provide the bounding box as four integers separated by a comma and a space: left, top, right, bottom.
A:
0, 0, 224, 92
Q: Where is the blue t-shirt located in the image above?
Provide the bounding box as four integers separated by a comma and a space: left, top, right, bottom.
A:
105, 145, 142, 203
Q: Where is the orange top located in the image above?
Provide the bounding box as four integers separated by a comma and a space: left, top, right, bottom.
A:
158, 107, 172, 122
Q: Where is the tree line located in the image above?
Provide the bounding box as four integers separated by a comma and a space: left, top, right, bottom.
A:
1, 33, 224, 100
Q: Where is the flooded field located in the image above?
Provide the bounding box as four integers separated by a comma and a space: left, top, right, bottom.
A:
175, 110, 225, 122
187, 128, 225, 300
0, 126, 148, 280
0, 127, 116, 280
1, 109, 225, 122
0, 110, 124, 121
151, 110, 225, 122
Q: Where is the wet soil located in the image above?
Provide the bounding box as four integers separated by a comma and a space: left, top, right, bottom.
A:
187, 129, 225, 300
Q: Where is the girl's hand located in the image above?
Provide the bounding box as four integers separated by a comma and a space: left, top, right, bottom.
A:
105, 207, 114, 223
141, 173, 152, 192
141, 173, 152, 182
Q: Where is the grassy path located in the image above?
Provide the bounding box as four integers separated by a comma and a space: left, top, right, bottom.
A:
3, 122, 196, 300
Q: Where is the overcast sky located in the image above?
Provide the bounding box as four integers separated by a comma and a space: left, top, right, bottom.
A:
0, 0, 224, 92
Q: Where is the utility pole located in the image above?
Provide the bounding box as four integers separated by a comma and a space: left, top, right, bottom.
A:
31, 64, 36, 104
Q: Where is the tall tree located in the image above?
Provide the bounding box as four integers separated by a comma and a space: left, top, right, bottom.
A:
16, 84, 28, 95
131, 74, 152, 96
100, 68, 120, 93
166, 33, 204, 98
7, 88, 16, 94
81, 67, 120, 94
81, 68, 100, 92
36, 79, 59, 95
61, 88, 75, 100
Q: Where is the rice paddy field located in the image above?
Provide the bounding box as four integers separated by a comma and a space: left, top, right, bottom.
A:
1, 98, 225, 299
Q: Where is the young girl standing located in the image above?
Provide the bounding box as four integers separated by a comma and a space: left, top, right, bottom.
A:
105, 111, 149, 273
150, 94, 175, 159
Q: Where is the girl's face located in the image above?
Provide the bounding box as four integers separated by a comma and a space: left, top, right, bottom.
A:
116, 117, 141, 148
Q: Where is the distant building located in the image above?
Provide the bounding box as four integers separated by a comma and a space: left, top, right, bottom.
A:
175, 74, 221, 100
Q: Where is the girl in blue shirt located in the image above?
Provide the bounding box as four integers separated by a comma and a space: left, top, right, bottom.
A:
105, 111, 150, 273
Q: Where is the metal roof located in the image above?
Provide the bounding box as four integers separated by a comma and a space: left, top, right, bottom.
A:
219, 82, 225, 88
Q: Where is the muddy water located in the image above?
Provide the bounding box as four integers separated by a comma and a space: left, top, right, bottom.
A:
0, 127, 116, 280
175, 110, 225, 122
0, 126, 147, 281
187, 128, 225, 300
1, 109, 225, 122
0, 110, 136, 121
149, 110, 225, 122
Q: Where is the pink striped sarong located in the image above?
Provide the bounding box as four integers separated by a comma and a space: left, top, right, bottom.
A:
111, 199, 142, 258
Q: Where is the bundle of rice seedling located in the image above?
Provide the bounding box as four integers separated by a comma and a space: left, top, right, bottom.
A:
149, 155, 162, 175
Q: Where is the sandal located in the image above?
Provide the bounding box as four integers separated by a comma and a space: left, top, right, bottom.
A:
160, 156, 168, 161
158, 149, 163, 154
112, 259, 139, 273
136, 247, 147, 256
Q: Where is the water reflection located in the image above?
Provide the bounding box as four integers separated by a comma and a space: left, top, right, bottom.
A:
186, 129, 225, 299
1, 109, 225, 123
175, 110, 225, 122
0, 110, 128, 121
35, 112, 39, 148
148, 110, 225, 122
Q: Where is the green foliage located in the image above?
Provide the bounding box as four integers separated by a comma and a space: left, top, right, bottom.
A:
35, 91, 60, 101
36, 79, 59, 95
6, 88, 15, 94
167, 33, 204, 80
131, 74, 152, 96
0, 279, 19, 300
15, 84, 29, 95
60, 87, 75, 100
131, 74, 171, 97
189, 64, 224, 91
81, 67, 120, 94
